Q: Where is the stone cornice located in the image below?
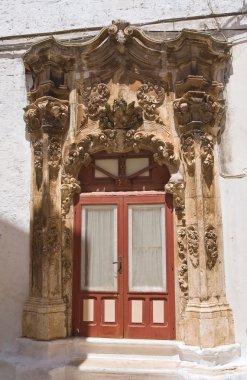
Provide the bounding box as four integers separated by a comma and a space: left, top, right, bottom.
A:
23, 22, 231, 74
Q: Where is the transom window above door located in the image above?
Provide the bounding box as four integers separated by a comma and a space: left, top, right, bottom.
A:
78, 151, 170, 192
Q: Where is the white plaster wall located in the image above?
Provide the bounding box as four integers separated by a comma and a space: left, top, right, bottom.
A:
220, 176, 247, 347
219, 38, 247, 347
0, 0, 244, 37
0, 58, 30, 351
0, 0, 247, 352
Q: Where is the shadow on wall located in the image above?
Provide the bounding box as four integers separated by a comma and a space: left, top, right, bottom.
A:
0, 218, 29, 352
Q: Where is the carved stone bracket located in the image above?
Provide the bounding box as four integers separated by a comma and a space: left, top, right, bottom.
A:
187, 226, 199, 268
174, 91, 224, 135
205, 224, 218, 269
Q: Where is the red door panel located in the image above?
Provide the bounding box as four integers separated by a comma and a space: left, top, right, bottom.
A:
73, 192, 175, 339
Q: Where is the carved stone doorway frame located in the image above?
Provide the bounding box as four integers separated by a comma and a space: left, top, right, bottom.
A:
22, 22, 234, 348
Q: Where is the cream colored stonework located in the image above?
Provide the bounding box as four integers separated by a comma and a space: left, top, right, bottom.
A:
22, 22, 234, 347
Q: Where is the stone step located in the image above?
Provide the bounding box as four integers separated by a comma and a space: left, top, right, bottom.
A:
49, 353, 247, 380
1, 338, 243, 380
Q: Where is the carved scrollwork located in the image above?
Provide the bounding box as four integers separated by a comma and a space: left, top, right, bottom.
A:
136, 82, 166, 121
61, 174, 81, 217
77, 82, 110, 120
205, 224, 218, 269
177, 228, 188, 300
174, 91, 224, 133
63, 128, 179, 177
99, 98, 143, 130
187, 226, 199, 268
165, 180, 185, 220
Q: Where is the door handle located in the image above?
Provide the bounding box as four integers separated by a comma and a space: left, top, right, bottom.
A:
113, 256, 122, 274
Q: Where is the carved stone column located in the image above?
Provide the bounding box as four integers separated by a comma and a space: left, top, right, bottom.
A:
174, 87, 234, 347
23, 96, 69, 340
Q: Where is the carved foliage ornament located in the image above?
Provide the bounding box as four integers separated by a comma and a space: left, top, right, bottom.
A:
165, 180, 185, 219
205, 224, 218, 269
174, 91, 224, 132
187, 225, 199, 268
99, 99, 143, 130
181, 133, 195, 175
136, 82, 166, 121
61, 174, 81, 217
77, 82, 110, 120
200, 133, 214, 174
181, 131, 215, 178
33, 140, 43, 189
177, 227, 188, 300
48, 137, 62, 178
62, 226, 72, 286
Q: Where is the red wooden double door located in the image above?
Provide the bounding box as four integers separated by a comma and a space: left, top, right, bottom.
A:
73, 192, 175, 340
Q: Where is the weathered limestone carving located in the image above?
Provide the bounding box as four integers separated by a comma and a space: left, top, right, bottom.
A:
180, 133, 195, 175
64, 129, 179, 173
136, 82, 166, 121
165, 180, 185, 220
43, 220, 60, 260
187, 226, 199, 268
32, 215, 43, 296
48, 137, 62, 178
177, 228, 188, 300
174, 91, 224, 133
24, 96, 69, 134
22, 22, 234, 347
33, 140, 43, 189
24, 97, 69, 186
77, 82, 110, 120
99, 99, 143, 130
61, 174, 81, 217
200, 132, 214, 177
205, 224, 218, 269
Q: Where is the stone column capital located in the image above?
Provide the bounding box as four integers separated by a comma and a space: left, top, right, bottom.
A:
24, 96, 69, 137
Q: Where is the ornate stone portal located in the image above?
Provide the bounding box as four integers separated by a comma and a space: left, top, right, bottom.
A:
22, 22, 234, 347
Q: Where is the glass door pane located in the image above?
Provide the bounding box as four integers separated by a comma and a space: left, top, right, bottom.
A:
128, 204, 166, 292
81, 205, 118, 291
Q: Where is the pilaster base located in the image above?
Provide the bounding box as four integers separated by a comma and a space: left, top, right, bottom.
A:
22, 297, 66, 340
183, 299, 235, 348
